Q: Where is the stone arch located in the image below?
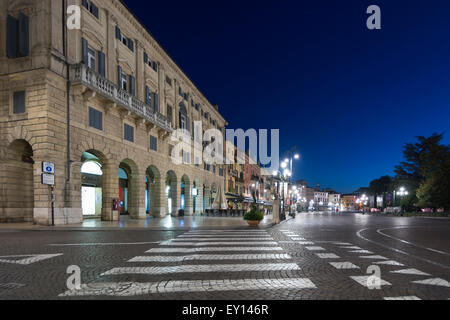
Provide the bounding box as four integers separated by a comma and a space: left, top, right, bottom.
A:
118, 158, 140, 218
192, 178, 202, 215
0, 139, 34, 222
180, 174, 192, 215
146, 165, 162, 217
79, 149, 110, 219
165, 170, 178, 216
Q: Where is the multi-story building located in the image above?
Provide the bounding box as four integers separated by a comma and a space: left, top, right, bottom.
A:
314, 191, 329, 208
242, 151, 264, 201
328, 193, 341, 210
0, 0, 227, 224
341, 194, 357, 211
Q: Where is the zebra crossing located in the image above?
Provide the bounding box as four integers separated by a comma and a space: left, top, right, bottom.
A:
59, 229, 316, 298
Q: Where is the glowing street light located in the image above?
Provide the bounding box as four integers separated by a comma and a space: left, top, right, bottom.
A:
294, 154, 300, 160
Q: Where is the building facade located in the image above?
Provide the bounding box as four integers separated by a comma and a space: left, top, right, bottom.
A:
0, 0, 227, 224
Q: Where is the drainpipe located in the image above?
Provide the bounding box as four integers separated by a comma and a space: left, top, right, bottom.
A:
62, 0, 71, 184
63, 0, 71, 224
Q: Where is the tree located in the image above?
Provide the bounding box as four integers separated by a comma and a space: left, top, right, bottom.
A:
394, 133, 450, 209
417, 157, 450, 210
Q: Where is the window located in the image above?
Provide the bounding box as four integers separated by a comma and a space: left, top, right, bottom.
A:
7, 13, 29, 58
195, 104, 199, 111
118, 66, 135, 96
213, 165, 216, 174
88, 107, 102, 131
87, 48, 96, 70
167, 105, 173, 124
182, 150, 190, 164
115, 26, 134, 52
144, 52, 158, 71
13, 91, 26, 114
124, 124, 134, 142
150, 136, 157, 151
82, 0, 99, 18
180, 114, 187, 130
82, 38, 105, 77
179, 87, 183, 96
219, 168, 225, 177
120, 71, 128, 91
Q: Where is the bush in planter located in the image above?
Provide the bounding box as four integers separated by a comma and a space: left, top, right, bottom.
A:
244, 191, 264, 221
244, 209, 264, 221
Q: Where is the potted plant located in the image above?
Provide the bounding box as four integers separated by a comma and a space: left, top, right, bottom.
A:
244, 192, 264, 227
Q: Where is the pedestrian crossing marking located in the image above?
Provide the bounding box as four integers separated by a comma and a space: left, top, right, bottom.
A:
101, 263, 301, 276
0, 253, 63, 265
390, 269, 430, 276
412, 278, 450, 288
359, 255, 387, 260
316, 253, 340, 259
384, 296, 421, 300
305, 246, 326, 251
350, 276, 391, 288
128, 253, 292, 262
374, 260, 404, 266
59, 278, 317, 297
160, 241, 279, 246
146, 247, 284, 253
349, 250, 373, 254
171, 238, 275, 242
329, 262, 360, 269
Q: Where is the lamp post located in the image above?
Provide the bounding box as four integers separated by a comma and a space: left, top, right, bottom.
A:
281, 153, 300, 217
396, 187, 409, 213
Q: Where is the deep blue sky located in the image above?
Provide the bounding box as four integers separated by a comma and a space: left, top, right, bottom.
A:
123, 0, 450, 193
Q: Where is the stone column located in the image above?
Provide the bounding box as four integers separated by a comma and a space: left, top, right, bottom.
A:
170, 177, 180, 217
150, 174, 165, 218
194, 185, 203, 215
101, 163, 119, 221
203, 186, 211, 210
129, 172, 146, 219
184, 180, 193, 216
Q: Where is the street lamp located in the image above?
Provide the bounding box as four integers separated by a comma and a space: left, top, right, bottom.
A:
395, 187, 409, 212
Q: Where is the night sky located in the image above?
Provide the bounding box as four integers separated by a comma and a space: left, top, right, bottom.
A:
123, 0, 450, 193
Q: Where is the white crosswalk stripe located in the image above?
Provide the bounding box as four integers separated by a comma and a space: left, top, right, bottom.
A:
102, 263, 301, 276
128, 254, 292, 262
160, 241, 279, 246
171, 238, 274, 241
146, 247, 284, 253
178, 234, 273, 238
59, 278, 317, 297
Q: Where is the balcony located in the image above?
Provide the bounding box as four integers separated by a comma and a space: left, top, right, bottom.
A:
71, 63, 173, 133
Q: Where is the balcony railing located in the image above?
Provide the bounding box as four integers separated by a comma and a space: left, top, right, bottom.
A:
71, 63, 173, 132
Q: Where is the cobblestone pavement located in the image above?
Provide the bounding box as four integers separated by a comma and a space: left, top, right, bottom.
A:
0, 212, 449, 300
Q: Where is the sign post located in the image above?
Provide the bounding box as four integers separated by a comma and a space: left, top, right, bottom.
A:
41, 162, 55, 226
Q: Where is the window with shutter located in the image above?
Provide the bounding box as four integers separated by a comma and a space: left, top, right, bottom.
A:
7, 13, 29, 59
88, 107, 102, 131
98, 51, 106, 77
129, 75, 135, 96
153, 93, 159, 112
7, 15, 18, 58
124, 124, 134, 142
18, 13, 29, 57
150, 136, 157, 151
13, 91, 26, 114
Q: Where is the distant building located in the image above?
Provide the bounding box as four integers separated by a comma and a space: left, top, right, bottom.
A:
341, 194, 357, 211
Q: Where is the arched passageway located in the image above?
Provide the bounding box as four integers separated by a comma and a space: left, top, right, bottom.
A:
0, 140, 34, 222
